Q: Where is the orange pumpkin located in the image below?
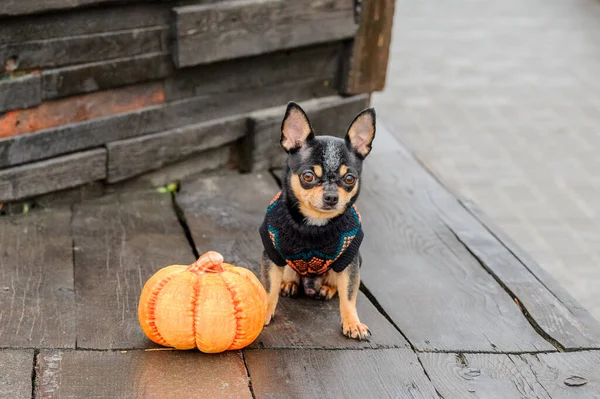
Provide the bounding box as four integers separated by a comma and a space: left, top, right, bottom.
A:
138, 251, 267, 353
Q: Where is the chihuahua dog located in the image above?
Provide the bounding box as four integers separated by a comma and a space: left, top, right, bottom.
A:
259, 102, 376, 340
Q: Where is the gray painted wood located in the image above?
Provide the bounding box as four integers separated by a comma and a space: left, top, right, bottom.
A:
419, 353, 551, 399
0, 73, 41, 112
527, 351, 600, 398
0, 76, 334, 169
419, 352, 600, 399
106, 115, 246, 183
245, 348, 439, 399
72, 190, 194, 349
0, 350, 33, 399
248, 94, 370, 171
0, 148, 106, 202
37, 350, 252, 399
373, 143, 600, 349
177, 173, 407, 349
0, 0, 166, 17
173, 0, 356, 67
0, 209, 75, 348
0, 3, 169, 42
42, 52, 172, 100
166, 43, 341, 101
0, 26, 167, 72
358, 153, 555, 352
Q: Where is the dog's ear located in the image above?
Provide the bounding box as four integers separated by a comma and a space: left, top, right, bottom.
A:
281, 102, 314, 152
345, 108, 376, 158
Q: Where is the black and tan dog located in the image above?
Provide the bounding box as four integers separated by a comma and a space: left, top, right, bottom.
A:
259, 102, 376, 340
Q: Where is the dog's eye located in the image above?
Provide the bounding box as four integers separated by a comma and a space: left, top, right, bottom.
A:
343, 174, 356, 185
301, 171, 315, 183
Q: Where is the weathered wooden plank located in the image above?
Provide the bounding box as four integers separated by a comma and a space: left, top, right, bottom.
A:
0, 209, 75, 348
42, 52, 172, 100
359, 152, 555, 352
342, 0, 395, 94
527, 351, 600, 398
419, 353, 550, 399
374, 142, 600, 349
0, 73, 41, 113
0, 77, 332, 168
248, 94, 370, 171
419, 352, 600, 399
37, 350, 252, 399
463, 200, 600, 350
0, 3, 169, 42
0, 81, 164, 139
119, 144, 234, 190
72, 190, 194, 349
0, 149, 106, 202
0, 350, 33, 399
177, 173, 407, 348
0, 0, 167, 17
0, 26, 167, 73
245, 348, 438, 399
166, 42, 341, 101
106, 115, 246, 183
173, 0, 356, 67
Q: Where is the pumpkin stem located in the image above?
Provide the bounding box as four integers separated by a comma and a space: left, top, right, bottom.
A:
188, 251, 225, 274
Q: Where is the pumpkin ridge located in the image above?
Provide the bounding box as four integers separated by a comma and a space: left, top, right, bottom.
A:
221, 275, 244, 350
144, 274, 176, 347
192, 275, 200, 348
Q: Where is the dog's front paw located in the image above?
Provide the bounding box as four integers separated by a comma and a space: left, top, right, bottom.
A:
316, 284, 337, 301
342, 320, 371, 341
280, 281, 299, 297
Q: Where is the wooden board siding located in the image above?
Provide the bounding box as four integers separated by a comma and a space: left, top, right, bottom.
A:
0, 27, 168, 73
0, 149, 106, 202
0, 73, 41, 113
173, 0, 357, 67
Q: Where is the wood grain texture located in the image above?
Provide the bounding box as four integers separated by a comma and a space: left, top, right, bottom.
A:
419, 353, 550, 399
0, 0, 166, 17
462, 200, 600, 350
173, 0, 356, 67
0, 148, 106, 202
0, 350, 33, 399
0, 73, 41, 113
0, 209, 75, 348
253, 294, 407, 349
420, 352, 600, 399
42, 52, 172, 100
527, 351, 600, 398
0, 26, 167, 72
359, 152, 555, 352
342, 0, 395, 94
248, 94, 370, 171
106, 115, 246, 183
166, 43, 341, 101
245, 348, 438, 399
0, 75, 333, 169
0, 3, 169, 42
375, 144, 600, 350
177, 173, 407, 348
37, 349, 252, 399
72, 190, 194, 349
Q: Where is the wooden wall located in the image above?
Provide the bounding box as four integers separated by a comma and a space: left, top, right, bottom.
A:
0, 0, 394, 204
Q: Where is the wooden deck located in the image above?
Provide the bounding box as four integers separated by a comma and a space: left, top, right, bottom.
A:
1, 126, 600, 398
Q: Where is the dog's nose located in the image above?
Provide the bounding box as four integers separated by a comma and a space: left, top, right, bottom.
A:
323, 193, 338, 206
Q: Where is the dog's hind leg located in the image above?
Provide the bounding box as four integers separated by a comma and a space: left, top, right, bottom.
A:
260, 252, 284, 326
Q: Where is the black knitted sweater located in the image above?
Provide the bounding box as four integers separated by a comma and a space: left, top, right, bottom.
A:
259, 191, 363, 276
